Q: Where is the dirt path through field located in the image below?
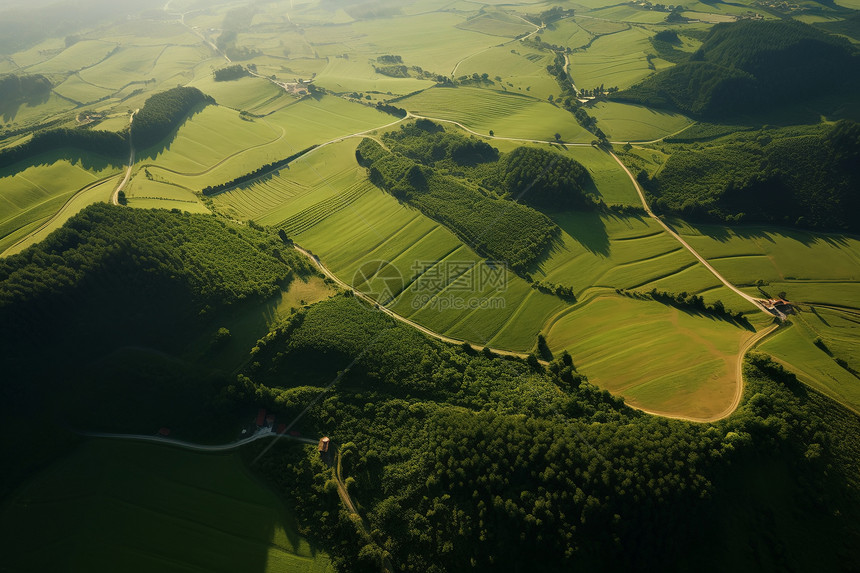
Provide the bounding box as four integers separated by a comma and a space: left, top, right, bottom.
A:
111, 110, 137, 205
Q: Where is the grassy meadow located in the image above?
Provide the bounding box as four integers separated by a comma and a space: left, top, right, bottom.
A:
545, 294, 758, 418
399, 87, 589, 142
0, 153, 121, 254
0, 440, 333, 573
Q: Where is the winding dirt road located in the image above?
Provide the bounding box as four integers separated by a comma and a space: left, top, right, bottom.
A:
77, 428, 317, 451
608, 151, 769, 315
294, 246, 536, 361
111, 110, 137, 206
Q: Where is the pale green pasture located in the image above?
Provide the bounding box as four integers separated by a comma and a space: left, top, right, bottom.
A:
137, 105, 282, 177
540, 19, 593, 50
1, 176, 117, 256
761, 315, 860, 413
400, 86, 588, 141
0, 93, 76, 126
9, 38, 67, 69
53, 74, 115, 104
457, 12, 535, 37
674, 222, 860, 285
154, 97, 394, 190
456, 46, 559, 99
313, 57, 435, 94
192, 75, 291, 113
125, 177, 211, 214
306, 13, 500, 74
588, 101, 693, 142
78, 45, 165, 89
26, 40, 117, 74
569, 26, 656, 90
0, 154, 120, 253
546, 294, 753, 418
587, 5, 674, 23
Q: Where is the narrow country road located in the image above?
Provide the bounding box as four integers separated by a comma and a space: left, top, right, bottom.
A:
293, 245, 537, 361
77, 428, 317, 451
111, 110, 137, 206
608, 151, 770, 315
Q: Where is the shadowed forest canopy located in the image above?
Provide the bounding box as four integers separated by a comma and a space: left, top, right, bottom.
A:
613, 19, 860, 116
643, 121, 860, 231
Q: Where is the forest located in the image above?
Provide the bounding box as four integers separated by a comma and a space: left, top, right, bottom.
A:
235, 295, 860, 573
131, 86, 215, 149
613, 19, 860, 116
0, 203, 857, 571
356, 137, 559, 274
0, 203, 316, 496
641, 121, 860, 230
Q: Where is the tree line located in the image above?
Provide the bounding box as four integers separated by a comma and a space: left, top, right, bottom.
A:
201, 145, 317, 196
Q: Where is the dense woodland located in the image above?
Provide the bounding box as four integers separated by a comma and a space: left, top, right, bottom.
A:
380, 121, 597, 210
131, 86, 214, 149
640, 121, 860, 230
0, 206, 857, 570
236, 295, 860, 573
614, 20, 860, 116
356, 136, 559, 274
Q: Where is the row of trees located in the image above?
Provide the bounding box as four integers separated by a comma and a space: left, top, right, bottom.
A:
213, 64, 248, 81
200, 145, 317, 196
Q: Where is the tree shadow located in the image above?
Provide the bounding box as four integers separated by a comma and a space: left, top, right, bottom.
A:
0, 146, 123, 179
134, 102, 214, 163
549, 209, 610, 256
0, 89, 52, 123
670, 216, 858, 250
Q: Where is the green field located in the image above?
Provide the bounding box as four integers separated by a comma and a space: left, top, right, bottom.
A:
569, 26, 658, 91
672, 220, 860, 410
143, 97, 395, 194
545, 294, 755, 418
0, 440, 333, 573
400, 86, 589, 142
455, 45, 559, 99
0, 152, 121, 253
588, 101, 693, 142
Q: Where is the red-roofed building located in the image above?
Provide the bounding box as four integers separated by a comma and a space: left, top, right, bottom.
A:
289, 430, 301, 437
255, 408, 266, 427
277, 423, 287, 434
158, 427, 170, 437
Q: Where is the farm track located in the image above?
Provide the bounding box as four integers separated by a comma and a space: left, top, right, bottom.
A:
111, 110, 137, 206
76, 429, 317, 451
294, 245, 539, 362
